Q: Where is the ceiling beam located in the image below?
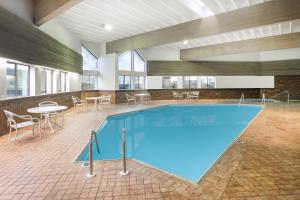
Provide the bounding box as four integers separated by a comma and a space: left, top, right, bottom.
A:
106, 0, 300, 54
147, 59, 300, 76
180, 32, 300, 60
34, 0, 82, 26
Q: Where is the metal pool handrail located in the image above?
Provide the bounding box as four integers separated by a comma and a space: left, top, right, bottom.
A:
120, 128, 129, 176
86, 130, 100, 178
239, 93, 245, 106
268, 90, 290, 103
262, 93, 266, 106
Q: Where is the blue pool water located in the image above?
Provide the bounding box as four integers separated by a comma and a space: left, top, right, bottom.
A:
78, 104, 262, 182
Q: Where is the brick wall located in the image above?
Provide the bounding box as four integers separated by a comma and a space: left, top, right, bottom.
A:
81, 90, 116, 104
148, 89, 261, 100
0, 91, 81, 136
261, 76, 300, 101
115, 90, 148, 104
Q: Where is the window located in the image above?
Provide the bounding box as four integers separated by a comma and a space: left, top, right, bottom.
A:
6, 62, 30, 97
162, 76, 178, 89
41, 68, 53, 94
82, 75, 98, 90
58, 71, 66, 92
183, 76, 197, 88
133, 51, 145, 72
133, 76, 145, 89
118, 51, 146, 90
119, 75, 131, 90
200, 76, 216, 88
82, 46, 98, 70
119, 51, 132, 71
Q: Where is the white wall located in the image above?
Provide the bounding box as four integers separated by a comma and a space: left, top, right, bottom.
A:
99, 54, 117, 90
39, 19, 81, 53
0, 0, 33, 24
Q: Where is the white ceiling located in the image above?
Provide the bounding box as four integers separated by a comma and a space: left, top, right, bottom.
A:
56, 0, 274, 44
152, 19, 300, 50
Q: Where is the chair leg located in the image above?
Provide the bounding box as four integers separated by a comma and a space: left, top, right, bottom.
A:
8, 126, 12, 142
14, 128, 17, 144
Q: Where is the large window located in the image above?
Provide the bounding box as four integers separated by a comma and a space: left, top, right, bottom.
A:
133, 76, 145, 89
41, 68, 53, 94
118, 50, 146, 90
58, 71, 66, 92
6, 62, 30, 97
119, 75, 131, 90
133, 51, 145, 72
119, 51, 132, 71
82, 75, 98, 90
82, 46, 98, 70
200, 76, 216, 88
162, 76, 178, 89
183, 76, 197, 88
81, 46, 99, 90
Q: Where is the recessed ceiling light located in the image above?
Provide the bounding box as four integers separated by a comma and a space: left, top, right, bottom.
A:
103, 24, 113, 31
183, 40, 189, 45
100, 24, 113, 31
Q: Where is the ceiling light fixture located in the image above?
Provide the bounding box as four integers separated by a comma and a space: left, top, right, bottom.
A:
100, 24, 113, 31
183, 40, 189, 45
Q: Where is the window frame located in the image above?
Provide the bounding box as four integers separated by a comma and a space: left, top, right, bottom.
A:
200, 76, 216, 88
183, 76, 198, 89
6, 61, 30, 97
81, 45, 98, 71
162, 76, 178, 89
133, 76, 145, 90
133, 51, 146, 73
81, 75, 98, 90
40, 68, 53, 95
58, 71, 67, 92
119, 75, 132, 90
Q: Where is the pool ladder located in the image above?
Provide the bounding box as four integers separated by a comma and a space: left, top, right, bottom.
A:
239, 93, 245, 106
86, 130, 100, 178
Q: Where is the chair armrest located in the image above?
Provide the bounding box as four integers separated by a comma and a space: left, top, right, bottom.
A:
16, 115, 33, 121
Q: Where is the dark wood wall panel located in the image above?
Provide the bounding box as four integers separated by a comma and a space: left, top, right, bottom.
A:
0, 7, 82, 73
148, 60, 300, 76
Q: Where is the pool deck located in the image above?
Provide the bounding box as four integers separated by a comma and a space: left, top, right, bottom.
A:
0, 100, 299, 200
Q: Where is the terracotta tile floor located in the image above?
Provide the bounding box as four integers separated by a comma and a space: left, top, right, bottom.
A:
0, 100, 299, 200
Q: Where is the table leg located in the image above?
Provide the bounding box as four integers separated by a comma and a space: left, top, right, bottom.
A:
45, 113, 55, 134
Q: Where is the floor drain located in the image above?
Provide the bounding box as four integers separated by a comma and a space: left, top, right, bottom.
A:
236, 139, 244, 144
82, 162, 89, 167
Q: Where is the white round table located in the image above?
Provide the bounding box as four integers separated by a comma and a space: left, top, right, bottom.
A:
134, 94, 151, 104
86, 97, 103, 110
27, 106, 67, 134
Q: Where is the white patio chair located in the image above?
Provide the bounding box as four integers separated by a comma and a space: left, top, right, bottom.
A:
4, 110, 41, 143
173, 91, 183, 100
99, 95, 112, 104
189, 91, 200, 99
125, 94, 136, 105
39, 101, 59, 123
72, 96, 87, 111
